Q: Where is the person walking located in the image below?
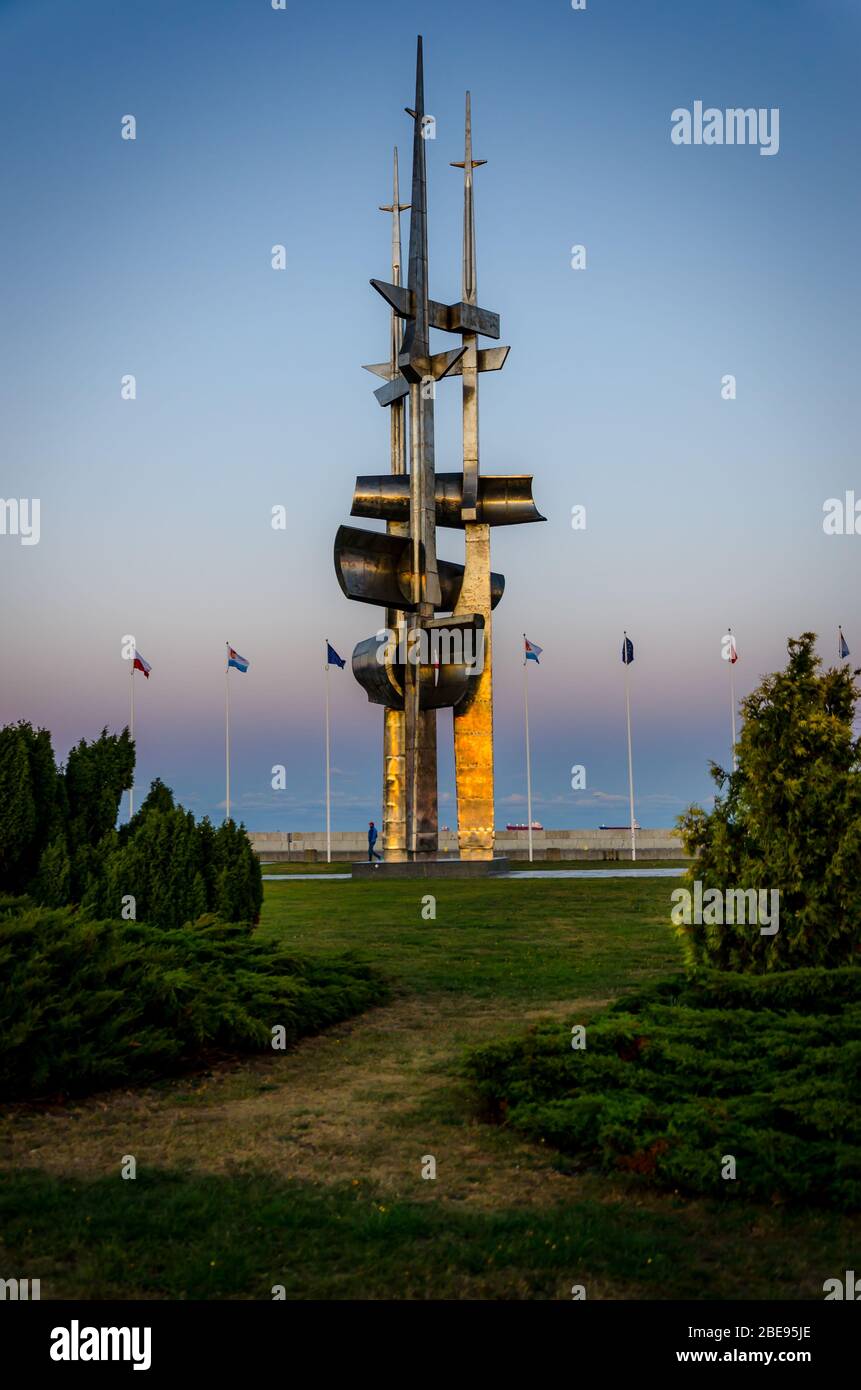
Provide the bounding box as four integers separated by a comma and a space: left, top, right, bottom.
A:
368, 820, 382, 862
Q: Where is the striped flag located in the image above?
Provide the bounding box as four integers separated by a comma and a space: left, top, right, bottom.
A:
723, 630, 739, 772
524, 636, 543, 664
132, 649, 151, 678
227, 647, 250, 673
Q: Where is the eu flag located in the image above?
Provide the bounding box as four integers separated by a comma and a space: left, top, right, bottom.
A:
327, 642, 346, 669
622, 635, 634, 665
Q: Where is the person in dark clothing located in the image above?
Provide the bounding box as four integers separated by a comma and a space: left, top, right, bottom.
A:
368, 820, 382, 862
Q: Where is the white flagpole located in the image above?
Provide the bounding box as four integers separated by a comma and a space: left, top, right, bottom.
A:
728, 627, 737, 772
225, 643, 231, 823
324, 639, 332, 864
623, 632, 636, 862
523, 636, 533, 864
129, 658, 135, 820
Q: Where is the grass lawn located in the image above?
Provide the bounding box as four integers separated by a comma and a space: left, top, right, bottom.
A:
0, 875, 856, 1300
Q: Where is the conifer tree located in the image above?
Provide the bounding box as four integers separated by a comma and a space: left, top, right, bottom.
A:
677, 633, 861, 970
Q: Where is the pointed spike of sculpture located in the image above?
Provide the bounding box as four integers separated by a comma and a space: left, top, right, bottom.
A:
450, 91, 484, 307
400, 37, 430, 374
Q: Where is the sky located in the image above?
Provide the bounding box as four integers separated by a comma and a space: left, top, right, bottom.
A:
0, 0, 858, 832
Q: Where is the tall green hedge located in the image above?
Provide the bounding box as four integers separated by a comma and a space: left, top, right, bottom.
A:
82, 781, 262, 929
676, 634, 861, 972
0, 722, 69, 893
0, 725, 262, 928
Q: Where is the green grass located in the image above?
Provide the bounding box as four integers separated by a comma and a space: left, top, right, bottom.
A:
1, 874, 857, 1300
256, 876, 682, 999
2, 1168, 853, 1301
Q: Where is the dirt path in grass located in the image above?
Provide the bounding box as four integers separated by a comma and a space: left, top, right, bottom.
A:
1, 995, 599, 1209
5, 993, 859, 1302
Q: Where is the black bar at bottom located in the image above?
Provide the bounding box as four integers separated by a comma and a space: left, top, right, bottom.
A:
2, 1299, 856, 1376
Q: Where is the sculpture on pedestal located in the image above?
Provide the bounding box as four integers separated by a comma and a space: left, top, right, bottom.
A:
334, 36, 544, 866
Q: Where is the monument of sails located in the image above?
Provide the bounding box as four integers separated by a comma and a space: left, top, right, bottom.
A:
334, 37, 544, 875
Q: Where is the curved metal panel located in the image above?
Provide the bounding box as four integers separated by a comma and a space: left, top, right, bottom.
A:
439, 559, 505, 611
351, 616, 487, 711
351, 473, 545, 529
334, 525, 418, 611
475, 475, 546, 528
335, 525, 503, 613
352, 633, 404, 708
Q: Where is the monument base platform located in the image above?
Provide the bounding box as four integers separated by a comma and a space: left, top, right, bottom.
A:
352, 857, 510, 880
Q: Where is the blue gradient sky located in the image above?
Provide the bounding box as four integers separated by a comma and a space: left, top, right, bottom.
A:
1, 0, 858, 830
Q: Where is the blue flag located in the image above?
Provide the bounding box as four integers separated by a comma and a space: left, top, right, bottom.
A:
326, 642, 346, 669
524, 636, 542, 663
622, 635, 634, 665
839, 628, 850, 659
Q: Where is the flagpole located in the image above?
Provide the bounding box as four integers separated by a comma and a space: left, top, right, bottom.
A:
728, 627, 737, 773
623, 632, 636, 862
324, 639, 332, 864
225, 643, 231, 823
129, 659, 135, 820
523, 636, 533, 864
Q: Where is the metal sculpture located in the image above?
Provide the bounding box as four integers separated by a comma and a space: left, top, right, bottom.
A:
333, 36, 544, 864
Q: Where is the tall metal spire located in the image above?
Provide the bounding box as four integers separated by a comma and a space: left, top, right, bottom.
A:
451, 91, 487, 521
399, 36, 429, 374
380, 149, 410, 398
450, 92, 486, 307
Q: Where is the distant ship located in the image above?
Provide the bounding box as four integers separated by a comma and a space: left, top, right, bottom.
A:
598, 821, 641, 831
505, 821, 543, 831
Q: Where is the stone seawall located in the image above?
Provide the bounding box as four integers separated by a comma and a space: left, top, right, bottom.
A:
248, 828, 691, 862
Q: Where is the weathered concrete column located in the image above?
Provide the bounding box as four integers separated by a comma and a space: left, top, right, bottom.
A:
454, 520, 494, 858
452, 95, 494, 860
